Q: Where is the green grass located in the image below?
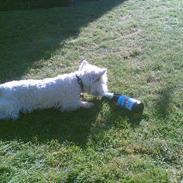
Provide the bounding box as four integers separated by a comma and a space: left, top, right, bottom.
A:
0, 0, 183, 182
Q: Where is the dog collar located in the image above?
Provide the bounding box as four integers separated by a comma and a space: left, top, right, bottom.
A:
76, 74, 84, 92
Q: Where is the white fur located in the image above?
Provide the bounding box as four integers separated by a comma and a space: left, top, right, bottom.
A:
0, 61, 108, 120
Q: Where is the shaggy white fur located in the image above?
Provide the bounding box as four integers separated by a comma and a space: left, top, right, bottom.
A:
0, 60, 108, 120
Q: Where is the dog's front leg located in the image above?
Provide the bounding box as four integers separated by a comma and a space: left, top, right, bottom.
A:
80, 101, 94, 109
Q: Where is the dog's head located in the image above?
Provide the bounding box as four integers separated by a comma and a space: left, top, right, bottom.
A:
78, 60, 108, 96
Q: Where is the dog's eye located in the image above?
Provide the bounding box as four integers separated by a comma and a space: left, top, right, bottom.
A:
91, 76, 96, 82
95, 78, 100, 82
91, 77, 99, 83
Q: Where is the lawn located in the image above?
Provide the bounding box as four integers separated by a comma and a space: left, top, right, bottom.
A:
0, 0, 183, 182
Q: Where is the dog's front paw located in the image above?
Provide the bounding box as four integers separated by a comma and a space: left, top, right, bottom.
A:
80, 101, 94, 109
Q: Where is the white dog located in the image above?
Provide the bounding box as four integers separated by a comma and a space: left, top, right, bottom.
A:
0, 60, 108, 120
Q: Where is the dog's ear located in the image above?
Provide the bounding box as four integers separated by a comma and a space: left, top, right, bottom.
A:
79, 60, 89, 71
94, 68, 107, 82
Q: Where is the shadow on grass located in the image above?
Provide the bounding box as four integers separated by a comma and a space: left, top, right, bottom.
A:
107, 100, 143, 127
0, 98, 142, 146
0, 0, 126, 82
155, 85, 174, 119
0, 99, 103, 146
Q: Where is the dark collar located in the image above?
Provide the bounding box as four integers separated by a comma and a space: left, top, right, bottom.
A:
76, 74, 84, 92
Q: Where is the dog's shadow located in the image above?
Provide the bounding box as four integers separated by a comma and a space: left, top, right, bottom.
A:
0, 98, 143, 146
0, 99, 103, 146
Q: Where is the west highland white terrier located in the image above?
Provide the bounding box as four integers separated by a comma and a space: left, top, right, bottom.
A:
0, 60, 108, 120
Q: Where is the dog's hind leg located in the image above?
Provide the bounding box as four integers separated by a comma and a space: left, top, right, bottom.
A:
0, 98, 20, 120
